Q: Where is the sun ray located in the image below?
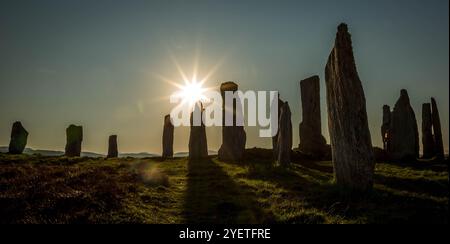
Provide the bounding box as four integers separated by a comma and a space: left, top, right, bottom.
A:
158, 44, 230, 111
168, 50, 190, 84
153, 73, 185, 90
199, 54, 228, 86
192, 41, 201, 82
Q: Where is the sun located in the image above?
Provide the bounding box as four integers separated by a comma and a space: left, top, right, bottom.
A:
179, 80, 207, 105
152, 48, 227, 110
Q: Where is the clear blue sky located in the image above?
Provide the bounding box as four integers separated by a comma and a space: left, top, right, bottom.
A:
0, 0, 448, 154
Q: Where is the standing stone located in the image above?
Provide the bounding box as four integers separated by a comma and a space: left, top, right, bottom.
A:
65, 125, 83, 157
389, 90, 419, 161
162, 114, 174, 159
422, 103, 435, 159
189, 103, 208, 160
431, 98, 444, 161
381, 105, 392, 152
277, 102, 292, 166
8, 121, 28, 154
325, 23, 375, 191
271, 95, 284, 159
218, 82, 246, 162
107, 135, 118, 158
299, 76, 327, 158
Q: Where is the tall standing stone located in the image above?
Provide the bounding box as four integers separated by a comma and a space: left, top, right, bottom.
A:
189, 103, 208, 160
218, 82, 246, 162
162, 114, 174, 159
325, 23, 375, 191
272, 96, 284, 159
381, 105, 392, 152
389, 90, 419, 161
431, 98, 444, 161
422, 103, 435, 159
277, 102, 292, 166
65, 125, 83, 157
8, 121, 28, 154
299, 76, 326, 158
107, 135, 118, 158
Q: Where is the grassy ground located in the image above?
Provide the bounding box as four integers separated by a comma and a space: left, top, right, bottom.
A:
0, 152, 448, 224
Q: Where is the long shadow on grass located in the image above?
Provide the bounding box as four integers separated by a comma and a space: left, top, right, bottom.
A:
374, 174, 449, 198
240, 160, 336, 223
183, 158, 272, 224
380, 160, 448, 173
242, 159, 449, 224
294, 158, 449, 199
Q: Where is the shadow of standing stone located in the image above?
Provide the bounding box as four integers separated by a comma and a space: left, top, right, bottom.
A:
8, 121, 28, 154
183, 159, 270, 224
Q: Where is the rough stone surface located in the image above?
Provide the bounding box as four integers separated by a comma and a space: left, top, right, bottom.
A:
325, 23, 375, 191
189, 103, 208, 160
389, 90, 419, 161
218, 81, 246, 162
381, 105, 392, 152
8, 121, 28, 154
277, 102, 292, 166
107, 135, 118, 158
272, 96, 284, 159
65, 125, 83, 157
431, 98, 444, 160
162, 114, 174, 159
421, 103, 435, 159
299, 75, 326, 158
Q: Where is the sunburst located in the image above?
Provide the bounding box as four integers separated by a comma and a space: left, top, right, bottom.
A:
154, 47, 226, 110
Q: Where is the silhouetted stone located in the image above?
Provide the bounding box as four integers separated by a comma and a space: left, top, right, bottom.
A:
8, 121, 28, 154
218, 81, 246, 162
107, 135, 118, 158
272, 96, 284, 159
373, 147, 389, 162
299, 75, 326, 158
189, 103, 208, 160
277, 102, 292, 166
422, 103, 434, 159
325, 23, 375, 191
389, 90, 419, 161
162, 114, 174, 159
431, 98, 444, 161
244, 147, 274, 161
65, 125, 83, 157
381, 105, 392, 152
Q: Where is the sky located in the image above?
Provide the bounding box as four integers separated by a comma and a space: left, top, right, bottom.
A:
0, 0, 448, 154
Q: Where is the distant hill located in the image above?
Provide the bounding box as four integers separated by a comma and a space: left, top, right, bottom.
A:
0, 147, 217, 158
173, 152, 188, 158
119, 152, 159, 158
0, 147, 104, 158
173, 150, 217, 158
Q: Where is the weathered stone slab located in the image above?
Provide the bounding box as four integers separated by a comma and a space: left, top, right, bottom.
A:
325, 23, 375, 191
8, 121, 28, 154
65, 125, 83, 157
